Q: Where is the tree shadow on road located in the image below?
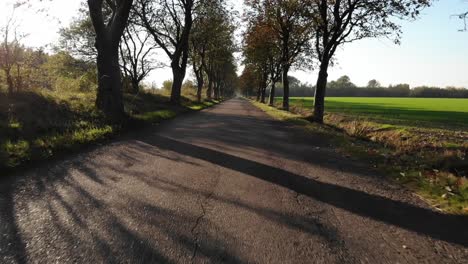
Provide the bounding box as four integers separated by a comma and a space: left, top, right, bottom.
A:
0, 155, 246, 263
3, 141, 333, 263
1, 99, 467, 263
141, 135, 468, 247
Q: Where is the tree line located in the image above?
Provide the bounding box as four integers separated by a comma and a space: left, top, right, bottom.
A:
261, 76, 468, 98
240, 0, 433, 123
4, 0, 439, 123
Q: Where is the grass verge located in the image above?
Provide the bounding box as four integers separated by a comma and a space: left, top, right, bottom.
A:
252, 100, 468, 215
0, 90, 220, 174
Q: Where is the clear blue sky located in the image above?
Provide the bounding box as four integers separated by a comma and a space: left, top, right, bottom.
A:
294, 0, 468, 88
1, 0, 467, 88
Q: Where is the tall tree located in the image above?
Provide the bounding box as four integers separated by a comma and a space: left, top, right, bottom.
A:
203, 5, 236, 101
190, 0, 219, 102
87, 0, 134, 121
189, 0, 233, 102
245, 0, 314, 110
189, 25, 206, 102
135, 0, 196, 105
310, 0, 432, 123
243, 18, 274, 104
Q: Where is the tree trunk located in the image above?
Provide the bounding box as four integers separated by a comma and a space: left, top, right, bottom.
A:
282, 65, 290, 110
95, 46, 125, 121
269, 81, 276, 106
313, 59, 330, 123
131, 79, 139, 94
195, 68, 204, 102
88, 0, 133, 122
207, 76, 213, 100
214, 83, 220, 100
6, 70, 14, 96
196, 81, 203, 102
260, 80, 267, 104
256, 83, 261, 101
171, 65, 184, 104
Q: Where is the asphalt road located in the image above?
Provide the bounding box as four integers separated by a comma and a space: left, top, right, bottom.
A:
1, 98, 467, 264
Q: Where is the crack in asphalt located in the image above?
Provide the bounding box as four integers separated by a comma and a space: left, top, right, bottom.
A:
291, 166, 356, 263
190, 166, 221, 263
190, 199, 207, 262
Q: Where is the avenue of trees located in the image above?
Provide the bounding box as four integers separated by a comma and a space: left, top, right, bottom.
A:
2, 0, 238, 122
3, 0, 460, 124
242, 0, 433, 123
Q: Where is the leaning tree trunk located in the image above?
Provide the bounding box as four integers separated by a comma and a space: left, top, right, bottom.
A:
95, 45, 125, 120
313, 59, 330, 123
269, 81, 276, 106
282, 65, 290, 110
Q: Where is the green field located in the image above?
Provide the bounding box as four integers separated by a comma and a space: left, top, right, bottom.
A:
265, 97, 468, 213
287, 97, 468, 129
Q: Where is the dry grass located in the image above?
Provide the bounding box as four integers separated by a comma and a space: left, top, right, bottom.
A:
262, 99, 468, 214
0, 89, 218, 173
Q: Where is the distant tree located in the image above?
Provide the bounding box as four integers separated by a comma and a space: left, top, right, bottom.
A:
239, 64, 260, 97
87, 0, 134, 121
191, 0, 236, 101
328, 75, 356, 90
182, 79, 196, 91
287, 76, 301, 90
189, 16, 208, 102
388, 83, 410, 97
367, 79, 381, 88
190, 0, 219, 101
245, 0, 315, 110
274, 76, 316, 97
243, 19, 274, 103
310, 0, 432, 123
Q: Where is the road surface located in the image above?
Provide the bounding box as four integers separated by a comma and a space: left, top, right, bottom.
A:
1, 98, 467, 263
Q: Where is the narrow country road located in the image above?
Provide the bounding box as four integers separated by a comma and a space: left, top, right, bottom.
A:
1, 98, 467, 263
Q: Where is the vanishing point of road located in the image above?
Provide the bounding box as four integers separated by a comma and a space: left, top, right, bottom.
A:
1, 98, 467, 263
